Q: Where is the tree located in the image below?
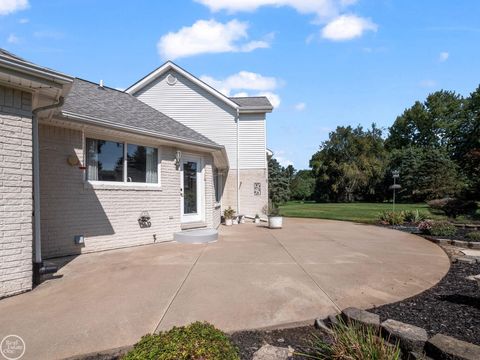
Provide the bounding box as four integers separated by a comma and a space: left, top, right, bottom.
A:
290, 170, 315, 201
385, 147, 463, 202
386, 90, 464, 151
310, 124, 387, 202
450, 85, 480, 198
268, 155, 290, 210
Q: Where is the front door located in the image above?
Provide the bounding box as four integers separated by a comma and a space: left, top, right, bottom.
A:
181, 156, 203, 223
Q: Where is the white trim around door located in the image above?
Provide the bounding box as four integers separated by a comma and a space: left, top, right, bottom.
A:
180, 154, 204, 223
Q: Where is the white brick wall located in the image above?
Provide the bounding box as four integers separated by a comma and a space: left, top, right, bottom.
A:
0, 86, 33, 299
222, 169, 268, 218
39, 124, 217, 258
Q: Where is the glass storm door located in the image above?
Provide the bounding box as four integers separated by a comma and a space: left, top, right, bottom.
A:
181, 157, 202, 223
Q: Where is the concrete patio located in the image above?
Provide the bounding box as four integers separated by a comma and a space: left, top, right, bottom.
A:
0, 218, 450, 360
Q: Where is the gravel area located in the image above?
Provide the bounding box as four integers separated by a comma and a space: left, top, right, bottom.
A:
230, 325, 323, 360
370, 261, 480, 345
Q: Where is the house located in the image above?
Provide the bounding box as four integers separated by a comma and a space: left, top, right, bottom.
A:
0, 49, 272, 299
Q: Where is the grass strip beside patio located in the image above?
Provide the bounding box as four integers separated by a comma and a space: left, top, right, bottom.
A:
279, 202, 445, 224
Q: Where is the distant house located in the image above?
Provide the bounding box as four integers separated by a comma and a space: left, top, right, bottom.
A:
0, 49, 272, 299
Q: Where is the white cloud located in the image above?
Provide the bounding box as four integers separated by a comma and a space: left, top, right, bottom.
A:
294, 102, 306, 111
7, 33, 20, 44
439, 51, 449, 62
196, 0, 357, 20
321, 14, 377, 41
0, 0, 28, 15
274, 150, 294, 167
157, 19, 271, 59
257, 91, 281, 108
18, 17, 28, 23
201, 71, 281, 107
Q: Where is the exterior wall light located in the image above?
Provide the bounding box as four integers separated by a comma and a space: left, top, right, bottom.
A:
175, 150, 182, 170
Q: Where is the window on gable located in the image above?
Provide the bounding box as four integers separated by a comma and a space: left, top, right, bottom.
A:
86, 138, 158, 184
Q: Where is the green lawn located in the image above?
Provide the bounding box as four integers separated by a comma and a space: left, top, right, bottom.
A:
278, 201, 443, 224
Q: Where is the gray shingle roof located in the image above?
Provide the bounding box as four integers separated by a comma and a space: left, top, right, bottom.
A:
61, 78, 219, 147
229, 96, 273, 109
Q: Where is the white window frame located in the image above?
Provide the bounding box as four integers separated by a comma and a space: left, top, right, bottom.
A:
213, 169, 223, 206
84, 137, 161, 188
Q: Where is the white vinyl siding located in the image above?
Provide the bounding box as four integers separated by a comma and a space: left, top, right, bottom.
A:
238, 113, 266, 169
134, 70, 239, 168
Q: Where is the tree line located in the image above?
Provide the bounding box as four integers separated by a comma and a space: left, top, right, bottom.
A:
269, 85, 480, 203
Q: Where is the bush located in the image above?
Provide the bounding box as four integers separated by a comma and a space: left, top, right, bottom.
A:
403, 209, 427, 224
123, 322, 239, 360
466, 231, 480, 241
308, 320, 401, 360
418, 220, 456, 237
378, 211, 405, 225
427, 198, 478, 218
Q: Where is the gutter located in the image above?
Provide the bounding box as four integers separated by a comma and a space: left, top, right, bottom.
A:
32, 97, 65, 284
236, 108, 240, 215
0, 55, 73, 85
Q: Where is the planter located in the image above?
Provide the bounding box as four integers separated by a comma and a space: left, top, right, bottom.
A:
254, 218, 260, 224
239, 215, 246, 224
225, 218, 233, 226
268, 216, 283, 229
233, 218, 239, 225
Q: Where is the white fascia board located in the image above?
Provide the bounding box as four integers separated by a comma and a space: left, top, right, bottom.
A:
0, 55, 74, 85
125, 61, 240, 110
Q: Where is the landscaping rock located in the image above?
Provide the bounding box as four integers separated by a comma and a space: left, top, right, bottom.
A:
341, 307, 380, 330
314, 318, 333, 334
252, 344, 292, 360
408, 351, 433, 360
425, 334, 480, 360
456, 257, 477, 264
381, 319, 428, 353
326, 314, 340, 327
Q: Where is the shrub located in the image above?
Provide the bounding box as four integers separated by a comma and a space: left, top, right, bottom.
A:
307, 320, 401, 360
403, 209, 427, 224
466, 231, 480, 241
123, 322, 239, 360
418, 220, 433, 234
378, 211, 405, 225
223, 207, 235, 220
427, 198, 478, 218
419, 220, 456, 237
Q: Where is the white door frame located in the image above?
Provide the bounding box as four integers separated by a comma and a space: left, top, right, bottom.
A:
180, 154, 204, 223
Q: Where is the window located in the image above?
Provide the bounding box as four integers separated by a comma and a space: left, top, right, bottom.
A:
214, 168, 222, 203
254, 182, 261, 196
86, 138, 158, 184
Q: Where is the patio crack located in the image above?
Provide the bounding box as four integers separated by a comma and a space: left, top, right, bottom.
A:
153, 245, 207, 333
268, 231, 342, 313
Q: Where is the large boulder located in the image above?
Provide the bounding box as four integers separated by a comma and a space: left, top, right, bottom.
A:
425, 334, 480, 360
381, 319, 428, 353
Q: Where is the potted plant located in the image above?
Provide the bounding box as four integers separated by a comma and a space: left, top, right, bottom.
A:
268, 205, 283, 229
224, 207, 235, 226
254, 214, 260, 224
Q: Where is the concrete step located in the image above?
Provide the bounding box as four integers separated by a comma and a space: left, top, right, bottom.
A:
174, 228, 218, 244
181, 221, 207, 230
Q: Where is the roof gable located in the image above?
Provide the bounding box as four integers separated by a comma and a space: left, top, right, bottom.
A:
126, 61, 273, 112
126, 61, 239, 109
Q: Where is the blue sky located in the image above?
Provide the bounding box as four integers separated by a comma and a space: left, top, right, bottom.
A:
1, 0, 480, 169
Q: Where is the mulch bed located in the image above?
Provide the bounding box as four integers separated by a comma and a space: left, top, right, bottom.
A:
370, 261, 480, 345
230, 325, 323, 359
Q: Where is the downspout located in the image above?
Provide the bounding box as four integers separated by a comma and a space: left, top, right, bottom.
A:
32, 96, 65, 284
236, 108, 240, 215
